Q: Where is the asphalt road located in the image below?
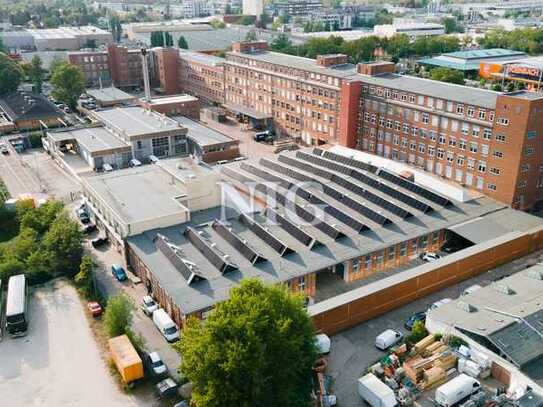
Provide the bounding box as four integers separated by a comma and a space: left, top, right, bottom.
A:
0, 140, 43, 197
0, 280, 144, 407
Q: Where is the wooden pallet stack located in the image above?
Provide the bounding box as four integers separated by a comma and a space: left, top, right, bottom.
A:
402, 336, 458, 391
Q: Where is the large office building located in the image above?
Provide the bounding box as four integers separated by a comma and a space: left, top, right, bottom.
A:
72, 42, 543, 210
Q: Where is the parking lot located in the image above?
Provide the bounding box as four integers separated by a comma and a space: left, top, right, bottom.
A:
80, 218, 182, 381
0, 280, 148, 407
326, 249, 543, 406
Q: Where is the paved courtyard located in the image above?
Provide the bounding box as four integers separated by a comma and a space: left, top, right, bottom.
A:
0, 280, 149, 407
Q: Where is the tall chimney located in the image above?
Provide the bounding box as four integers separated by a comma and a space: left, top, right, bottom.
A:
141, 48, 151, 103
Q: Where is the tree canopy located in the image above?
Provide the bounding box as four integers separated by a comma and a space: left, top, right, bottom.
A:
0, 200, 83, 285
103, 293, 134, 337
28, 55, 45, 94
175, 279, 318, 407
50, 62, 85, 110
430, 67, 465, 85
177, 35, 188, 49
0, 53, 23, 95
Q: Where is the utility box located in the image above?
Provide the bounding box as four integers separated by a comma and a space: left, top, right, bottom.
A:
108, 334, 144, 383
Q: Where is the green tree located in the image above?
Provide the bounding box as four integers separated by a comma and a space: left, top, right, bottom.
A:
430, 67, 465, 85
177, 35, 188, 49
441, 17, 464, 34
28, 55, 45, 94
150, 31, 165, 47
42, 214, 83, 277
103, 293, 134, 337
10, 227, 39, 262
19, 199, 63, 235
175, 279, 318, 407
0, 52, 23, 95
245, 29, 257, 41
74, 255, 94, 297
0, 258, 25, 283
164, 32, 173, 47
210, 18, 226, 29
409, 320, 428, 343
50, 62, 85, 110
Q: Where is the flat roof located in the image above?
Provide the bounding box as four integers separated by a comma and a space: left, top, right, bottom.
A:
91, 106, 182, 138
227, 50, 501, 107
443, 48, 526, 60
354, 72, 500, 108
86, 87, 136, 104
429, 265, 543, 368
48, 127, 130, 154
172, 116, 236, 146
505, 90, 543, 101
178, 48, 224, 66
226, 50, 359, 80
84, 165, 189, 225
145, 95, 198, 105
125, 146, 542, 315
418, 53, 527, 71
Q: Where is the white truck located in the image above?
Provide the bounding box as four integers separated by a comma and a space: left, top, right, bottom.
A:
358, 373, 398, 407
435, 374, 481, 407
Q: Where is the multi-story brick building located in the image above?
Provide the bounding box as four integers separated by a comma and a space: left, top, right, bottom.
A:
339, 61, 543, 211
68, 44, 143, 89
224, 41, 353, 144
178, 49, 225, 105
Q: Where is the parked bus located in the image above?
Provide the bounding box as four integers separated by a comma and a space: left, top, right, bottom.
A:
6, 274, 27, 337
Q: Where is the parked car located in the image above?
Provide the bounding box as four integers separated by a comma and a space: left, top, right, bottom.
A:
76, 208, 90, 224
82, 223, 97, 234
420, 252, 441, 262
404, 311, 426, 330
375, 329, 403, 351
91, 236, 109, 248
87, 301, 103, 317
155, 377, 178, 399
0, 142, 9, 154
145, 351, 168, 378
429, 298, 452, 312
111, 264, 127, 281
142, 295, 159, 316
254, 130, 273, 142
152, 308, 180, 342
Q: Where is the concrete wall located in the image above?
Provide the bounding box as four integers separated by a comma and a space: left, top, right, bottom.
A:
309, 226, 543, 335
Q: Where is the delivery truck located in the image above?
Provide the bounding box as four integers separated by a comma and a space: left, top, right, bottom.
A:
108, 334, 144, 383
358, 373, 398, 407
435, 374, 481, 407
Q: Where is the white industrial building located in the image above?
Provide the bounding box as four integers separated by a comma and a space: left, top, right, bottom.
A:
374, 22, 445, 40
0, 26, 112, 52
243, 0, 264, 16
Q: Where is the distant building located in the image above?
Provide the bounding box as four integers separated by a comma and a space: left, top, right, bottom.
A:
480, 56, 543, 92
418, 48, 527, 75
243, 0, 264, 15
68, 44, 143, 89
0, 26, 112, 52
374, 22, 445, 40
274, 0, 323, 16
0, 92, 63, 132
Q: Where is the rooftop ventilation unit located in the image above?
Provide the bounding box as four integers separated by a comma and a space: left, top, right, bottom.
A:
456, 301, 477, 313
493, 282, 515, 295
527, 267, 543, 280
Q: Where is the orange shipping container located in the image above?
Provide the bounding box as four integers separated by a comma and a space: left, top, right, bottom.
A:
108, 335, 144, 383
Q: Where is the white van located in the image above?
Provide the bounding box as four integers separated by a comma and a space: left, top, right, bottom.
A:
375, 329, 403, 350
435, 374, 481, 407
152, 309, 179, 342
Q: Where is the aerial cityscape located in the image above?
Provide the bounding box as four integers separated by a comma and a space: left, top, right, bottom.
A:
1, 0, 543, 406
